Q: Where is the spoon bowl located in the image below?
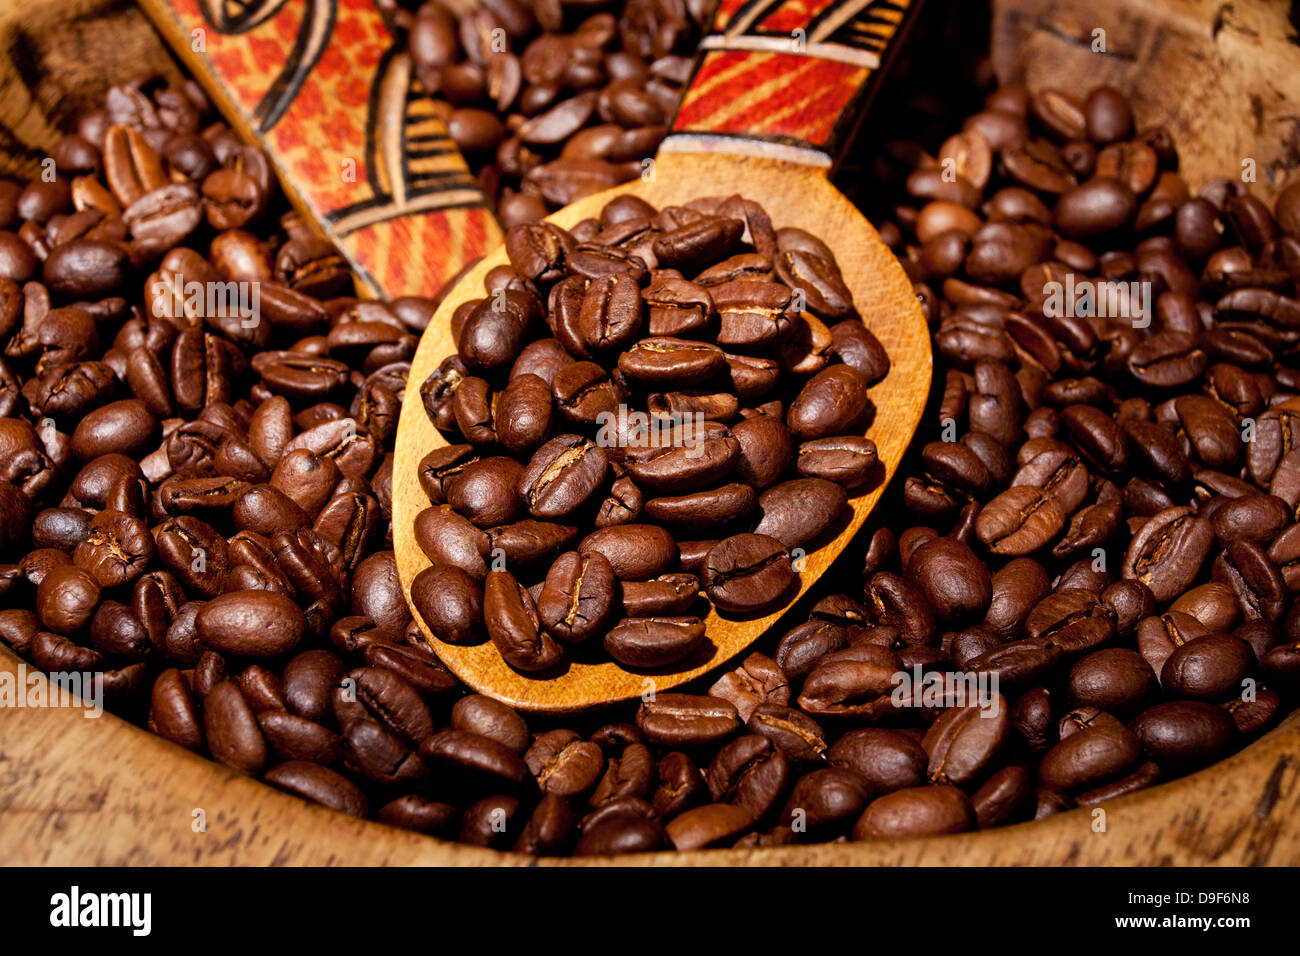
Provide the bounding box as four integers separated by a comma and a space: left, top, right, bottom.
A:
393, 150, 931, 712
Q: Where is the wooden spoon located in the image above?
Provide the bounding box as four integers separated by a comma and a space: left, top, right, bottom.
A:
393, 0, 932, 712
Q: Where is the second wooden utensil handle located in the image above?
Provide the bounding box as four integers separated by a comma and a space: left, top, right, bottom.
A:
138, 0, 501, 299
665, 0, 921, 168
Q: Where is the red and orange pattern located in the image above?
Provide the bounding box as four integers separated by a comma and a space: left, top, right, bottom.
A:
139, 0, 500, 299
670, 0, 915, 159
672, 50, 867, 151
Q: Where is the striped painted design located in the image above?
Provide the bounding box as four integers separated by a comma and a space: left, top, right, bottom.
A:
671, 50, 867, 150
670, 0, 916, 157
141, 0, 499, 298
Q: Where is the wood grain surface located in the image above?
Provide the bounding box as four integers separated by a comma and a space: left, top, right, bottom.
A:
991, 0, 1300, 203
392, 150, 932, 712
0, 0, 188, 179
2, 643, 1298, 865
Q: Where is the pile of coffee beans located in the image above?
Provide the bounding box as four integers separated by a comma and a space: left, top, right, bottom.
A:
412, 196, 889, 672
3, 70, 1300, 857
389, 0, 716, 226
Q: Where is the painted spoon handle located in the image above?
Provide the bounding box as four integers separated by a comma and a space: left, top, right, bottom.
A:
137, 0, 501, 299
665, 0, 923, 169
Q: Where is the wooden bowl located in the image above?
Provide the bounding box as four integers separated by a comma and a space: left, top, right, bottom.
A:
1, 0, 1298, 865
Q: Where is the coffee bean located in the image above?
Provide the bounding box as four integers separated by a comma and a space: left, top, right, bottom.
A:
483, 569, 563, 671
852, 785, 976, 839
604, 616, 704, 668
579, 524, 677, 580
411, 563, 483, 645
204, 681, 267, 774
637, 693, 739, 748
519, 434, 607, 519
752, 478, 846, 550
1130, 700, 1237, 775
703, 533, 794, 614
1037, 722, 1142, 792
1122, 506, 1215, 601
1161, 633, 1254, 701
975, 486, 1066, 555
536, 550, 615, 644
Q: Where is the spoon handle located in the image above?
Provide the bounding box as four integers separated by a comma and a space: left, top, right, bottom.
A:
137, 0, 501, 300
664, 0, 923, 169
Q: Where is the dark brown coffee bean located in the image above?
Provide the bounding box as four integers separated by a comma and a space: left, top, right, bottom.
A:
579, 524, 677, 580
786, 365, 871, 441
518, 434, 606, 519
709, 652, 790, 722
537, 549, 615, 644
411, 563, 483, 645
483, 568, 563, 671
1161, 633, 1253, 701
636, 693, 739, 748
1037, 722, 1142, 793
975, 487, 1065, 555
1122, 506, 1214, 601
419, 729, 528, 789
852, 785, 975, 839
752, 478, 847, 550
604, 616, 704, 668
1130, 700, 1237, 775
703, 533, 794, 614
204, 681, 267, 774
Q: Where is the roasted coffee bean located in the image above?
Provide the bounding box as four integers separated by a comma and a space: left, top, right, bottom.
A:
705, 733, 790, 822
864, 572, 936, 646
922, 697, 1010, 787
710, 653, 790, 722
483, 569, 563, 671
786, 365, 871, 440
621, 423, 738, 493
853, 785, 976, 839
445, 456, 526, 528
536, 550, 615, 644
637, 693, 739, 748
1130, 700, 1237, 775
703, 533, 794, 614
519, 434, 606, 519
797, 644, 903, 721
906, 537, 991, 624
579, 524, 676, 581
665, 802, 753, 850
1122, 506, 1214, 601
196, 590, 306, 658
619, 574, 699, 617
419, 730, 528, 789
604, 616, 705, 668
411, 563, 483, 645
1161, 633, 1254, 701
451, 695, 531, 755
975, 486, 1065, 555
752, 478, 846, 550
1037, 722, 1142, 793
